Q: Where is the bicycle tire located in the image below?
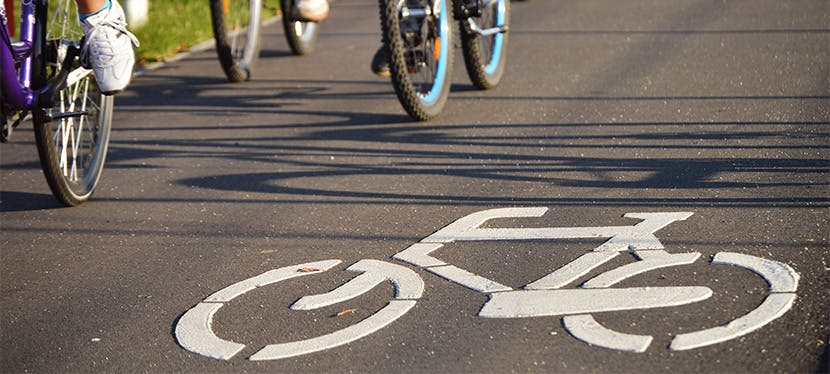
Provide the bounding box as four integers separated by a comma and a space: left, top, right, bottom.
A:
210, 0, 263, 82
32, 0, 114, 206
279, 0, 320, 55
460, 0, 509, 89
379, 0, 453, 121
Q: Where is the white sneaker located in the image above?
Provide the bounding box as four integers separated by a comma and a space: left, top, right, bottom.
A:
80, 0, 140, 95
293, 0, 330, 22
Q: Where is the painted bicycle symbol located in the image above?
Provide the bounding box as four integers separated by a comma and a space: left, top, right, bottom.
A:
175, 208, 799, 360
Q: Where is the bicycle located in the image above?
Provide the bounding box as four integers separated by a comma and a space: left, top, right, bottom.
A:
209, 0, 321, 83
175, 208, 799, 360
378, 0, 509, 121
1, 0, 114, 206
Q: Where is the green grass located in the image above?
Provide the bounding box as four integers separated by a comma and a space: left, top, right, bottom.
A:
131, 1, 215, 65
6, 0, 281, 66
132, 0, 282, 65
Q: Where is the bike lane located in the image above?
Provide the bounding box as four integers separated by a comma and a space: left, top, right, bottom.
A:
0, 0, 828, 372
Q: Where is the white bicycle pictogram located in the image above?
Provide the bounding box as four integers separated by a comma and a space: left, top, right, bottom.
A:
175, 208, 799, 360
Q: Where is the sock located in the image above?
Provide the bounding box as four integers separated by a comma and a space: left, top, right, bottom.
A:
79, 0, 112, 22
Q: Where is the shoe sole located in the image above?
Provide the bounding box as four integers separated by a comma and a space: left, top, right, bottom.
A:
100, 71, 134, 96
101, 89, 123, 96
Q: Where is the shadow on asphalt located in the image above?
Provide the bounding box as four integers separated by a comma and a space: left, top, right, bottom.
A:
0, 191, 65, 212
96, 51, 830, 210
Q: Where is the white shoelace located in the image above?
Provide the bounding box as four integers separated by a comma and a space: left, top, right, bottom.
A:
80, 18, 140, 67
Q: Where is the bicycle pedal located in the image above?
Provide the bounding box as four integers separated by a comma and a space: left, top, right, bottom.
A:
0, 122, 8, 143
1, 110, 28, 142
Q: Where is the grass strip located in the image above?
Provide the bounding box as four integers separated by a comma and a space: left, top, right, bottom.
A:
131, 1, 215, 65
7, 0, 280, 66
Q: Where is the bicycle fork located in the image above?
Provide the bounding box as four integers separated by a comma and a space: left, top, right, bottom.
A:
455, 0, 508, 36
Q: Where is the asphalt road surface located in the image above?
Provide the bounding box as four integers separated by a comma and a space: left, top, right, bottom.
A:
2, 0, 828, 372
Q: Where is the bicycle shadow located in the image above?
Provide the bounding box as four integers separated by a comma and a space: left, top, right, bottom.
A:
8, 0, 825, 213
95, 38, 830, 210
0, 191, 65, 212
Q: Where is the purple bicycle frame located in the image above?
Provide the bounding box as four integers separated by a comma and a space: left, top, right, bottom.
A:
1, 0, 39, 110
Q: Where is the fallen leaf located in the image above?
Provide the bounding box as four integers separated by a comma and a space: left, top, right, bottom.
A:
336, 308, 357, 317
298, 268, 320, 273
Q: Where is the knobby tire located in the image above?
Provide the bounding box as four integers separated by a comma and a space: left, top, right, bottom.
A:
460, 0, 509, 89
379, 0, 453, 121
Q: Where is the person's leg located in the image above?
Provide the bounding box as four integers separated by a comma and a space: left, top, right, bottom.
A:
3, 0, 14, 37
370, 46, 390, 77
75, 0, 139, 95
75, 0, 107, 14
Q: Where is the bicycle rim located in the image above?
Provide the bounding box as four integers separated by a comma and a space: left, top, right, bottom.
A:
381, 0, 453, 121
461, 0, 509, 89
33, 0, 114, 206
210, 0, 263, 82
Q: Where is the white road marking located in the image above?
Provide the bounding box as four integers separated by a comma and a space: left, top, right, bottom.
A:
712, 252, 800, 292
563, 314, 653, 353
524, 252, 619, 290
426, 265, 513, 293
581, 250, 701, 288
417, 208, 694, 254
176, 209, 802, 359
176, 259, 425, 361
670, 293, 797, 351
421, 207, 549, 243
175, 260, 342, 360
292, 259, 424, 310
249, 300, 417, 361
478, 287, 713, 318
204, 260, 342, 303
669, 252, 800, 351
175, 302, 245, 360
393, 242, 447, 267
591, 212, 694, 252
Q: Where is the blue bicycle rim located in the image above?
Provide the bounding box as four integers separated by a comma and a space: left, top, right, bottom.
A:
484, 0, 506, 76
420, 0, 450, 105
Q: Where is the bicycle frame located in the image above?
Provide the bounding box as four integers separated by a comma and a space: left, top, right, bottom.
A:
1, 0, 78, 114
1, 0, 40, 110
462, 0, 507, 35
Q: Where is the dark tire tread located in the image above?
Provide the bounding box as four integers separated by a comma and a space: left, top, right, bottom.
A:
378, 0, 452, 121
459, 0, 509, 89
209, 0, 262, 82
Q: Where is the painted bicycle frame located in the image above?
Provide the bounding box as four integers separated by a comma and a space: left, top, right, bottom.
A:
1, 0, 76, 115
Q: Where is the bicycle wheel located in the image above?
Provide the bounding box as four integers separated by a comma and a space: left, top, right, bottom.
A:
210, 0, 263, 82
32, 0, 114, 206
379, 0, 453, 121
279, 0, 320, 55
460, 0, 509, 89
